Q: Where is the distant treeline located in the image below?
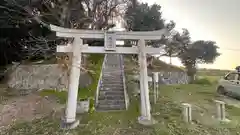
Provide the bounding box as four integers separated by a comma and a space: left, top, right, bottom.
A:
197, 68, 231, 76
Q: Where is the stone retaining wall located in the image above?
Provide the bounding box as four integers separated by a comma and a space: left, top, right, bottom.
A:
133, 71, 189, 85
158, 71, 189, 85
7, 64, 92, 91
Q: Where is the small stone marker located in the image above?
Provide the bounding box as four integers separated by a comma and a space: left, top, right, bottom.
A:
152, 72, 159, 104
156, 72, 159, 100
214, 100, 229, 122
182, 103, 192, 123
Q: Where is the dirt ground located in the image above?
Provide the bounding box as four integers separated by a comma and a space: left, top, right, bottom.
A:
0, 91, 63, 130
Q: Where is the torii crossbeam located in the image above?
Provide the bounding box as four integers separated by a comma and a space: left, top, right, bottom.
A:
50, 24, 169, 128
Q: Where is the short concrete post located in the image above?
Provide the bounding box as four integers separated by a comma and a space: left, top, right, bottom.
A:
214, 100, 226, 121
182, 103, 192, 123
153, 72, 159, 104
156, 72, 159, 99
158, 73, 161, 97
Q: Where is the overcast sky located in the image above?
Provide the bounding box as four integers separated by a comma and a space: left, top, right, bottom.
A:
139, 0, 240, 70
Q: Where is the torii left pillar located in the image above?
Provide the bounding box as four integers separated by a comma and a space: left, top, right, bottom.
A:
61, 38, 82, 129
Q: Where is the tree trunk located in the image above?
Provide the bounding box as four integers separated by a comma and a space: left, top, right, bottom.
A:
188, 75, 195, 84
186, 65, 196, 84
169, 56, 172, 64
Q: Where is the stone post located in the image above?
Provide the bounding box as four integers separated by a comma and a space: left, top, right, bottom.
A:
214, 100, 227, 121
153, 72, 159, 104
182, 103, 192, 123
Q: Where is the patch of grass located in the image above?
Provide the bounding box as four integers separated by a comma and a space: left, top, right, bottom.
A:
226, 104, 240, 116
39, 90, 67, 104
1, 116, 63, 135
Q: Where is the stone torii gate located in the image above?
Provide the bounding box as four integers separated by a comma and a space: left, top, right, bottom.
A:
50, 24, 169, 128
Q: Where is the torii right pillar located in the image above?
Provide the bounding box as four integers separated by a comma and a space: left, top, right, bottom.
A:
138, 39, 156, 125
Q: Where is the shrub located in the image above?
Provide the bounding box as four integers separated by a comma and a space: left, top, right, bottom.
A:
193, 78, 212, 85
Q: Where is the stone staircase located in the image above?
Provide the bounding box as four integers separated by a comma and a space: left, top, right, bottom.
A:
95, 54, 128, 111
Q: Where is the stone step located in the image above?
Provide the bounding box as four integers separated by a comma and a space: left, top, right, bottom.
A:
103, 69, 122, 70
98, 95, 125, 100
99, 91, 124, 94
101, 83, 123, 86
102, 73, 122, 75
96, 104, 126, 110
102, 76, 122, 79
101, 82, 123, 85
101, 80, 123, 84
107, 62, 120, 64
100, 88, 124, 91
102, 73, 122, 76
102, 76, 122, 78
99, 93, 124, 98
102, 75, 122, 78
102, 75, 122, 77
104, 65, 121, 67
99, 91, 124, 96
99, 89, 124, 93
100, 87, 123, 90
104, 66, 120, 68
105, 62, 120, 64
105, 63, 120, 65
101, 81, 123, 84
101, 79, 122, 82
103, 66, 121, 67
100, 87, 124, 91
100, 86, 124, 90
102, 72, 122, 75
101, 79, 123, 85
102, 72, 122, 74
98, 100, 125, 105
100, 84, 123, 87
100, 83, 123, 86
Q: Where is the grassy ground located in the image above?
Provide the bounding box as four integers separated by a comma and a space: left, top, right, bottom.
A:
1, 58, 240, 135
2, 76, 240, 135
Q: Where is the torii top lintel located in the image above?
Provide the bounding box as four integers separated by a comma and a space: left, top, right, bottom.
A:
50, 24, 170, 40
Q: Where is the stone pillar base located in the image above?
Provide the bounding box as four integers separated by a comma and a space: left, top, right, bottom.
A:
219, 118, 231, 123
60, 119, 80, 129
138, 116, 157, 126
